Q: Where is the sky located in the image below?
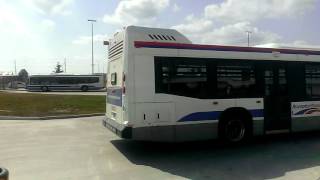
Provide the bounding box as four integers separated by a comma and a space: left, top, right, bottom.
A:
0, 0, 320, 75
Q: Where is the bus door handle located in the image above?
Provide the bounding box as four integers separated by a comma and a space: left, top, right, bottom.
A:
213, 101, 218, 105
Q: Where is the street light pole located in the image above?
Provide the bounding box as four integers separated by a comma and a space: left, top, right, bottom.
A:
246, 31, 252, 47
88, 19, 96, 74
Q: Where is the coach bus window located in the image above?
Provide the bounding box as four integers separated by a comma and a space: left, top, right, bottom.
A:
305, 64, 320, 98
278, 68, 287, 96
217, 64, 256, 98
111, 73, 117, 85
264, 70, 273, 96
155, 58, 208, 98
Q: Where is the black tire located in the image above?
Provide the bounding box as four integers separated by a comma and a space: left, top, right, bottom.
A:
41, 86, 48, 92
219, 114, 251, 143
81, 86, 88, 92
0, 167, 9, 179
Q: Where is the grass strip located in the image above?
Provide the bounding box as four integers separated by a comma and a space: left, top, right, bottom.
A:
0, 92, 105, 117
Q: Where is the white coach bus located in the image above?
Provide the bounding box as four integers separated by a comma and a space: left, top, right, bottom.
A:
27, 74, 105, 92
103, 26, 320, 142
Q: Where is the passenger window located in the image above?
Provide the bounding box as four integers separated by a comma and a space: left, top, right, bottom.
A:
111, 73, 117, 85
305, 64, 320, 98
155, 58, 208, 99
217, 64, 256, 98
264, 70, 274, 96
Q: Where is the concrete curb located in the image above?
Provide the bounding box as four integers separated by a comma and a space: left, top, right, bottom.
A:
0, 113, 105, 120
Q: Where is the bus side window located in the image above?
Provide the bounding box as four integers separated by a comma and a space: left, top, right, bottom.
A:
155, 57, 208, 99
217, 63, 256, 98
305, 64, 320, 99
111, 73, 117, 85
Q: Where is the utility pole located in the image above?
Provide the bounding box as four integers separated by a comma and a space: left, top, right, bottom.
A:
246, 31, 252, 47
88, 19, 97, 74
64, 58, 67, 73
14, 60, 17, 75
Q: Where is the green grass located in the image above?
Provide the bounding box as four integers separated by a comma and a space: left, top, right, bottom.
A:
0, 92, 105, 117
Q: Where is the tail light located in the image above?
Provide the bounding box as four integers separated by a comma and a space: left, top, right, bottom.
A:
122, 72, 126, 94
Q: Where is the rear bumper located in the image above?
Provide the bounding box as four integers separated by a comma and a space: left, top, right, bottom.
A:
103, 117, 132, 139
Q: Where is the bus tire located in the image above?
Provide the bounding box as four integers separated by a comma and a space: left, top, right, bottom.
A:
41, 86, 48, 92
81, 86, 88, 92
0, 167, 9, 180
218, 108, 252, 144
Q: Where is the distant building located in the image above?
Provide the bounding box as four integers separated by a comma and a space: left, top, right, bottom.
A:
0, 74, 18, 89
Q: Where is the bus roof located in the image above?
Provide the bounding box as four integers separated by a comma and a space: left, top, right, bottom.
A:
125, 26, 320, 56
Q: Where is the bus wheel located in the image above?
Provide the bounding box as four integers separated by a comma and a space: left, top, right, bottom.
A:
41, 86, 48, 92
81, 86, 88, 92
219, 109, 252, 143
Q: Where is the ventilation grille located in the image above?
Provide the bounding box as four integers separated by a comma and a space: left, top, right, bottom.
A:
108, 40, 123, 59
148, 34, 176, 41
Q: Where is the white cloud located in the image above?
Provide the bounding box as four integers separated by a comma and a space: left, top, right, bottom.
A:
205, 0, 316, 22
41, 19, 55, 30
173, 21, 281, 46
72, 34, 109, 45
24, 0, 74, 16
173, 3, 180, 12
256, 41, 320, 49
0, 1, 28, 34
103, 0, 170, 26
172, 14, 213, 34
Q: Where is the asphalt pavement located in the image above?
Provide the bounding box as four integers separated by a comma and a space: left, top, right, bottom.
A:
1, 117, 320, 180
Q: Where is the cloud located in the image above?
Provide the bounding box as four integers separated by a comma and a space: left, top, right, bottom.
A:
205, 0, 316, 22
24, 0, 74, 16
0, 1, 28, 34
256, 41, 320, 49
41, 19, 55, 30
172, 14, 213, 34
173, 21, 281, 46
72, 34, 109, 45
172, 3, 180, 12
103, 0, 170, 26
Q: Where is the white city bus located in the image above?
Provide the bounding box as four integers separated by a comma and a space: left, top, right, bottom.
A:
27, 74, 105, 92
103, 26, 320, 142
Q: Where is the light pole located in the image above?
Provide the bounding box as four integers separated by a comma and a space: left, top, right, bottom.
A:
246, 31, 252, 47
88, 19, 96, 74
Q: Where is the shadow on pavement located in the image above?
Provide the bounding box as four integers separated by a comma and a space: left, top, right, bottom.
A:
111, 132, 320, 180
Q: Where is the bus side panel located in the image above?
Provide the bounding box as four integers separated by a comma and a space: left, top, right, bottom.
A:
174, 97, 235, 141
133, 103, 175, 141
291, 101, 320, 132
133, 55, 156, 102
236, 98, 264, 136
106, 57, 124, 124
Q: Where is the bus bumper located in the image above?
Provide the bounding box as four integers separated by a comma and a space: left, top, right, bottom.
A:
103, 117, 132, 139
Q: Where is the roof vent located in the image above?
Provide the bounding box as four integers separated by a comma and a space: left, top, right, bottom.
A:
148, 34, 177, 41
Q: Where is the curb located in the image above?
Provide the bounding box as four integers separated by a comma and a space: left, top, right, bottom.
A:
0, 113, 105, 120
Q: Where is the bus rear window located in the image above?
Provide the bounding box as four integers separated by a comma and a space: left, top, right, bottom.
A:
111, 73, 117, 85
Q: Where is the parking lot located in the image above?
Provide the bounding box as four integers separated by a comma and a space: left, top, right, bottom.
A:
1, 117, 320, 180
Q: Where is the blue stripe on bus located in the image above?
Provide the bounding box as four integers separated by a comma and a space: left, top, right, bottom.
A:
107, 88, 122, 106
178, 109, 264, 122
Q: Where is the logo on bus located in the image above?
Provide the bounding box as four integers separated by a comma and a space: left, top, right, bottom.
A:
291, 102, 320, 117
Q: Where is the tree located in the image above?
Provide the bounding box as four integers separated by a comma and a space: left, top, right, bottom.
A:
54, 62, 64, 74
18, 69, 29, 82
